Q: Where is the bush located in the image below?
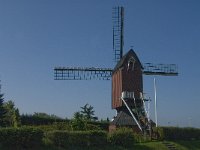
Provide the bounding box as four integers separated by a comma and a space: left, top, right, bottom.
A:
155, 127, 200, 141
0, 127, 44, 149
87, 121, 109, 130
167, 127, 200, 140
152, 127, 164, 140
133, 132, 151, 143
108, 128, 135, 148
35, 122, 72, 133
52, 122, 72, 131
47, 130, 69, 147
71, 118, 87, 131
47, 130, 107, 148
85, 123, 101, 130
88, 130, 107, 146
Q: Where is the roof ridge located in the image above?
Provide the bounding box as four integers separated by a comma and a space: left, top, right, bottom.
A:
113, 49, 143, 73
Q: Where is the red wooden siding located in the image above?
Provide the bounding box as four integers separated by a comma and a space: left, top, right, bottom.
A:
112, 69, 122, 109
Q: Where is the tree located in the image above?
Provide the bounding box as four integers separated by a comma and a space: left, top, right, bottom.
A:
80, 103, 98, 121
33, 112, 62, 120
73, 111, 84, 120
4, 100, 21, 127
0, 94, 6, 126
71, 104, 99, 131
15, 108, 21, 126
71, 111, 86, 131
33, 112, 53, 118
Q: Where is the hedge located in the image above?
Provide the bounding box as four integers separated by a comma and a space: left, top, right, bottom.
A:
47, 130, 107, 148
0, 127, 44, 148
35, 122, 72, 133
154, 127, 200, 141
87, 121, 109, 130
108, 128, 135, 148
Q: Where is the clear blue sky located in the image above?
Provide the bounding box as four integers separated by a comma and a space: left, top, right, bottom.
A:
0, 0, 200, 128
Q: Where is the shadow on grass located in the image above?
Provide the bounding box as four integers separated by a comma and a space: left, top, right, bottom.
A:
42, 145, 153, 150
131, 145, 153, 150
0, 144, 163, 150
65, 145, 153, 150
0, 142, 171, 150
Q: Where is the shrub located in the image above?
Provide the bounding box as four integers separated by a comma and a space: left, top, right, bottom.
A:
52, 122, 72, 131
89, 130, 107, 146
47, 130, 107, 148
68, 131, 92, 146
37, 122, 72, 132
0, 127, 44, 148
155, 127, 200, 141
71, 118, 87, 131
108, 128, 135, 148
133, 132, 151, 143
71, 119, 107, 131
152, 127, 164, 140
47, 130, 69, 147
85, 123, 101, 130
87, 121, 109, 130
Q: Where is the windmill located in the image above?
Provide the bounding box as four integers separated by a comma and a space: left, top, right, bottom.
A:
54, 7, 178, 133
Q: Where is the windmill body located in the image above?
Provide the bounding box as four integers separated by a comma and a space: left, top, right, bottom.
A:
110, 49, 149, 132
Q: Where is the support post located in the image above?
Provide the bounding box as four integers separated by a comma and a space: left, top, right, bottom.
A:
154, 78, 158, 127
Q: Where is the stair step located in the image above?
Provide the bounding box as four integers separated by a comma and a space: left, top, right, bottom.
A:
162, 142, 177, 150
167, 145, 175, 147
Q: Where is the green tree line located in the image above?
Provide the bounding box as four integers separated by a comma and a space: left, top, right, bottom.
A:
0, 92, 109, 128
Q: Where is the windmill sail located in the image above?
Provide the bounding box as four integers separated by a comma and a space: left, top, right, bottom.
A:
54, 67, 113, 80
143, 63, 178, 76
112, 6, 124, 62
54, 63, 178, 80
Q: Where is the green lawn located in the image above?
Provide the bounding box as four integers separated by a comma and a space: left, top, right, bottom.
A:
171, 140, 200, 150
133, 141, 169, 150
32, 143, 168, 150
1, 140, 200, 150
45, 140, 199, 150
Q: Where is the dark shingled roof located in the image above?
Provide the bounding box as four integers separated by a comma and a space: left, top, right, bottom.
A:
111, 110, 137, 126
113, 49, 143, 73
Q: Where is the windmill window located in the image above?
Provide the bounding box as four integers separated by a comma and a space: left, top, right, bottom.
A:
127, 57, 135, 71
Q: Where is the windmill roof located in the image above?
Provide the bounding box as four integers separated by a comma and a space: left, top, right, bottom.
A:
113, 49, 143, 73
111, 110, 137, 126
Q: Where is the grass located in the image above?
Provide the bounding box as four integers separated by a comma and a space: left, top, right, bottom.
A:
133, 141, 169, 150
171, 140, 200, 150
0, 140, 200, 150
